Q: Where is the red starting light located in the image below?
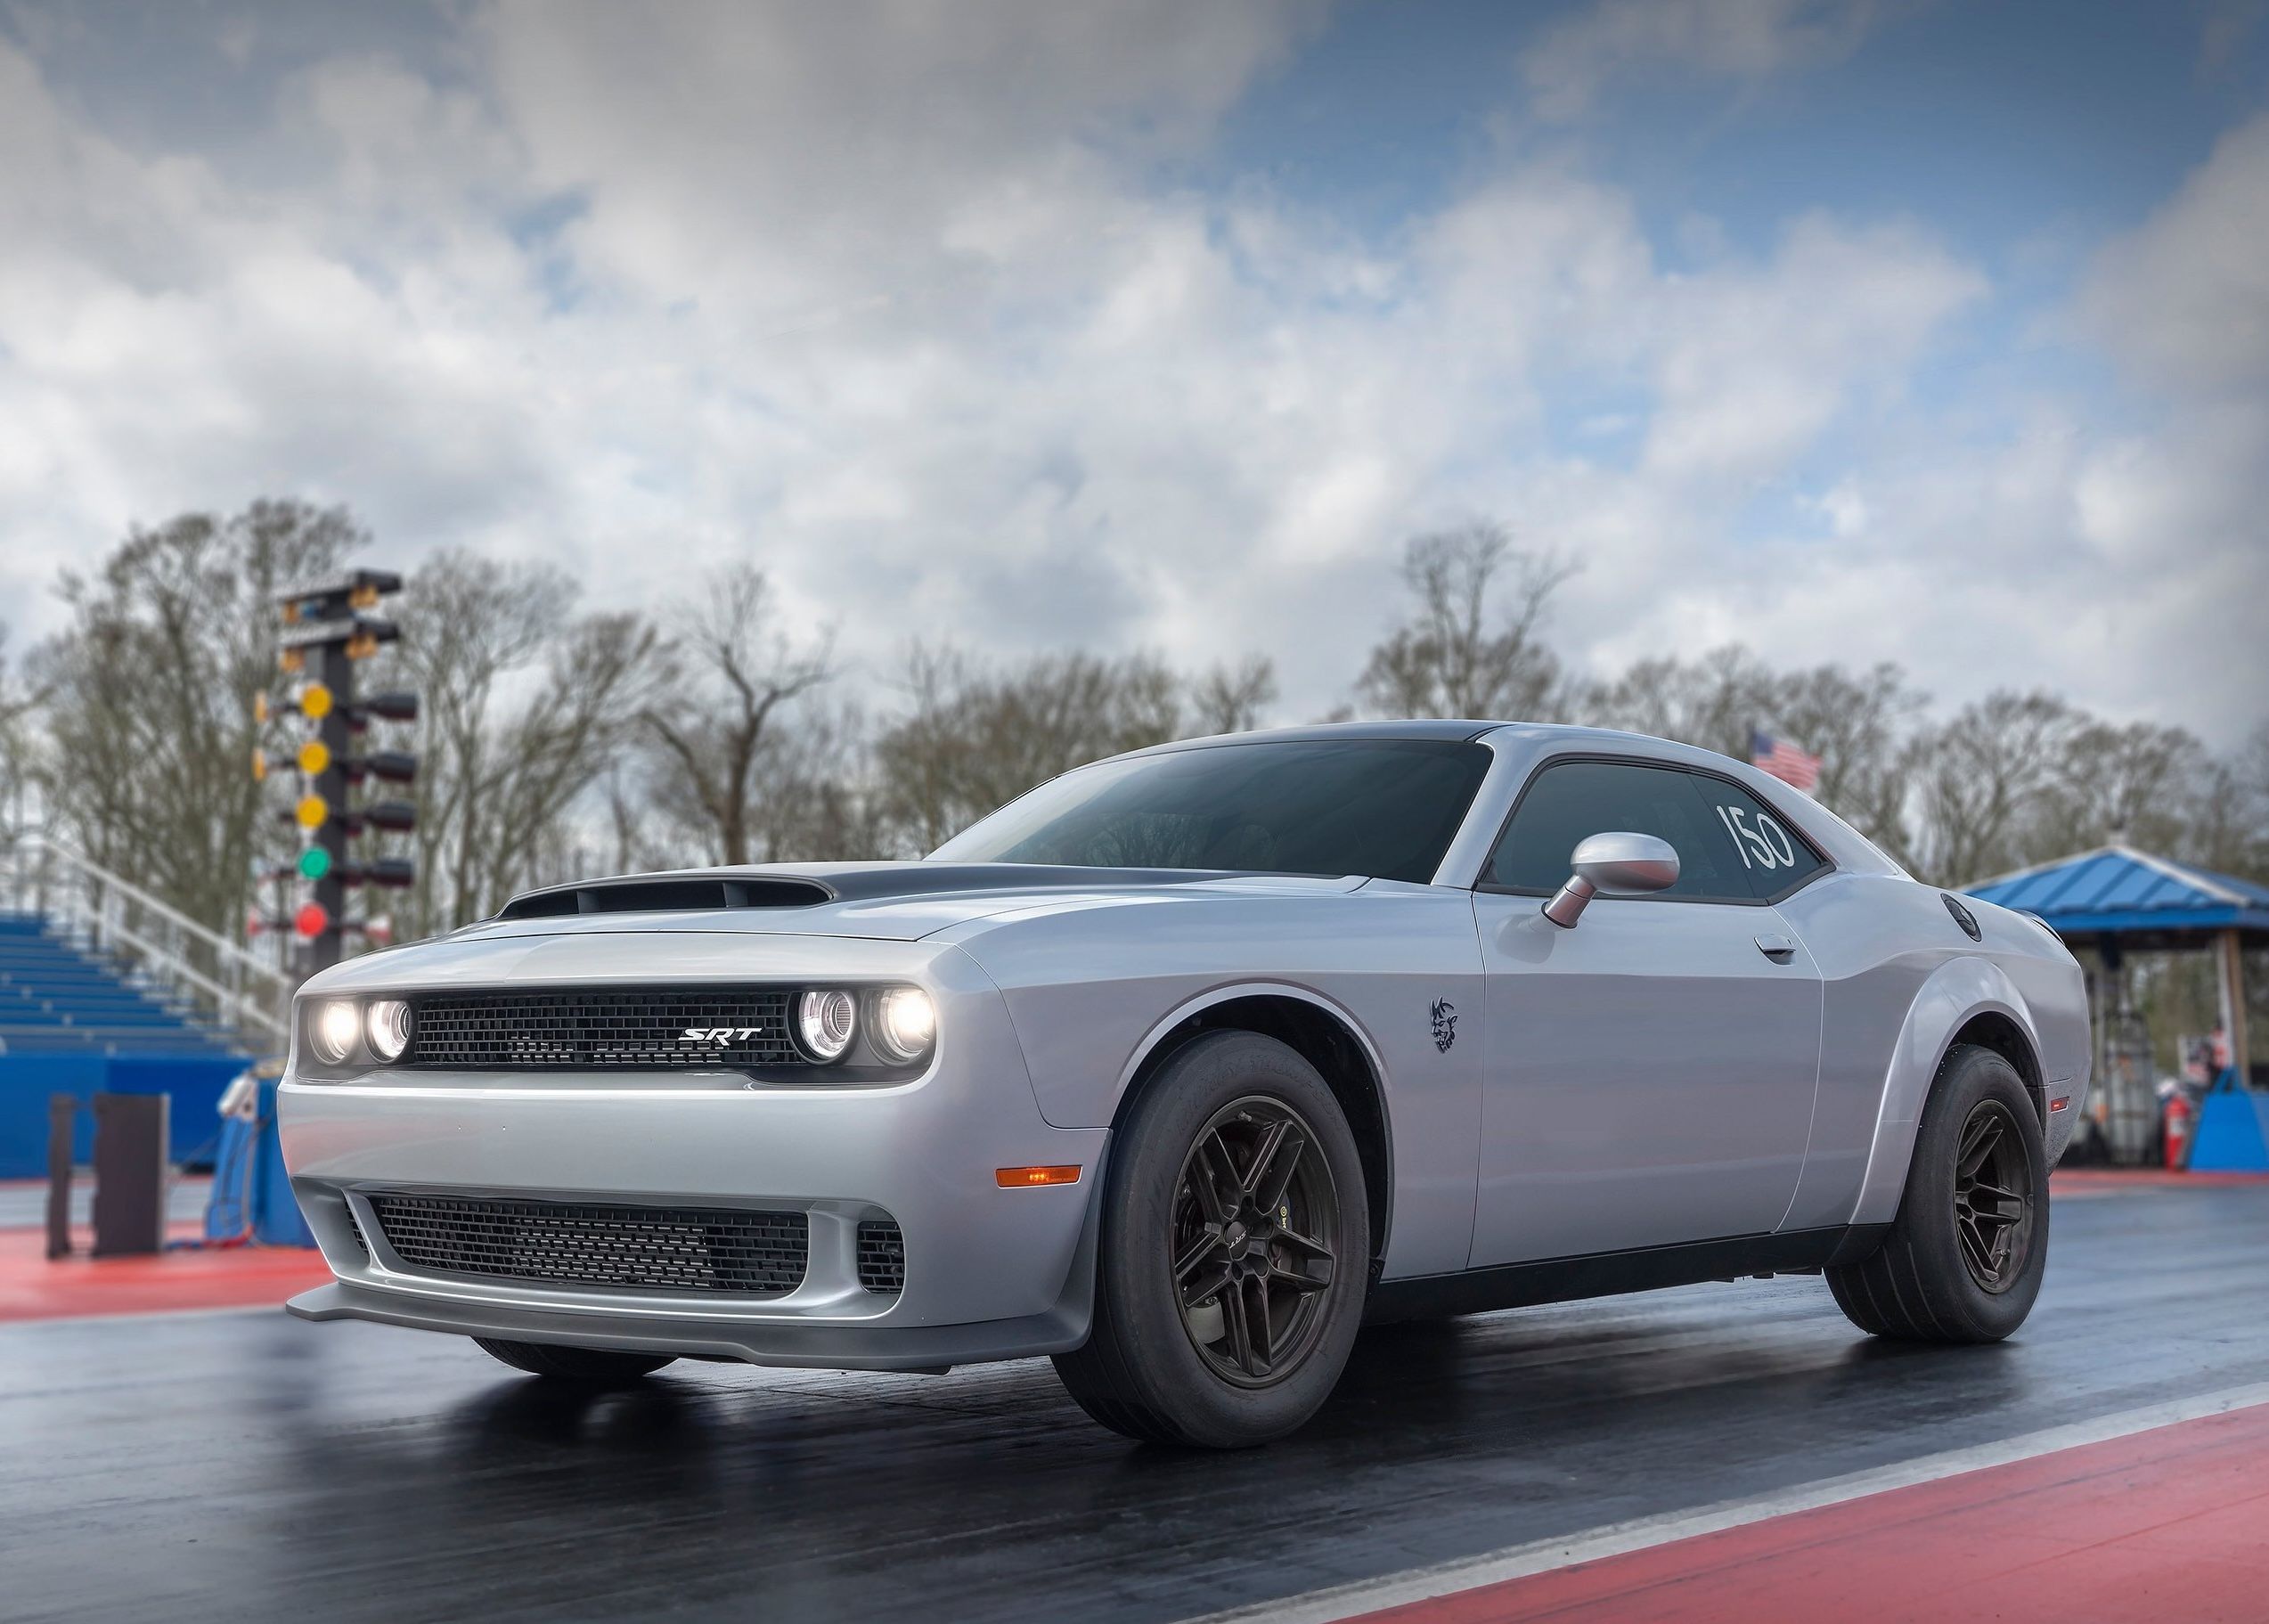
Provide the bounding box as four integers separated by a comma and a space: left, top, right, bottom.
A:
294, 902, 331, 939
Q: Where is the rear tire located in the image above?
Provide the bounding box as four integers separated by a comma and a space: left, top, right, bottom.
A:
1827, 1043, 2047, 1342
473, 1337, 677, 1383
1054, 1031, 1369, 1449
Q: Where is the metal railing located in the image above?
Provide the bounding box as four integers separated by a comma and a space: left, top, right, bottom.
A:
0, 832, 291, 1047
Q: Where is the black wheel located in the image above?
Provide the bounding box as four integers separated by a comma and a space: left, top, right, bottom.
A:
473, 1337, 677, 1383
1827, 1043, 2047, 1342
1053, 1031, 1369, 1448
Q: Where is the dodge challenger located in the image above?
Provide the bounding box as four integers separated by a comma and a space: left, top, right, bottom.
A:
282, 721, 2089, 1447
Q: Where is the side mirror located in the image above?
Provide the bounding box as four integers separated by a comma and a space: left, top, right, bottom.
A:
1542, 832, 1680, 928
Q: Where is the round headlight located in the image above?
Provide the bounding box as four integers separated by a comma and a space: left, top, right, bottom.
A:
309, 999, 361, 1064
796, 989, 858, 1064
873, 987, 936, 1064
365, 1000, 412, 1063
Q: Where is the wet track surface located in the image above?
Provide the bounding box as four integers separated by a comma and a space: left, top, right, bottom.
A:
7, 1178, 2268, 1624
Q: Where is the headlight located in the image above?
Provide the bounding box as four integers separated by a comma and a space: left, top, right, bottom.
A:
365, 999, 412, 1062
796, 989, 858, 1064
872, 986, 936, 1064
309, 999, 361, 1065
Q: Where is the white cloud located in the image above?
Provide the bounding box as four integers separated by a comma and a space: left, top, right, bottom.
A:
2082, 111, 2269, 396
0, 3, 2261, 754
1642, 216, 1985, 485
1521, 0, 1881, 120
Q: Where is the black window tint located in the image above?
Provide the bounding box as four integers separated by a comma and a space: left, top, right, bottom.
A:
1486, 760, 1758, 902
1685, 776, 1829, 897
931, 740, 1492, 884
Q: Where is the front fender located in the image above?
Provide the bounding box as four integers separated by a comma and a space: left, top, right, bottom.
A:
1851, 957, 2043, 1225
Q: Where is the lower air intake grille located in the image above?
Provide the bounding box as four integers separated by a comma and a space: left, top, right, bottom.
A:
367, 1195, 808, 1296
404, 987, 801, 1070
855, 1218, 905, 1293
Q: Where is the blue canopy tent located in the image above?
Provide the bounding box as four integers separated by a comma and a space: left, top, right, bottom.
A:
1970, 846, 2269, 1170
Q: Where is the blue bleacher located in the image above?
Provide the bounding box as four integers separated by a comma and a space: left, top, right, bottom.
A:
0, 913, 255, 1173
0, 913, 237, 1058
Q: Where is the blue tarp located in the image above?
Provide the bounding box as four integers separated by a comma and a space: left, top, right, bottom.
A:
203, 1073, 313, 1247
2189, 1070, 2269, 1172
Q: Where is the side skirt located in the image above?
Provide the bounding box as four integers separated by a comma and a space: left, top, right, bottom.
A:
1364, 1224, 1893, 1324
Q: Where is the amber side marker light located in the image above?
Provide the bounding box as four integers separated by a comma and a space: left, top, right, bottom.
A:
995, 1165, 1081, 1188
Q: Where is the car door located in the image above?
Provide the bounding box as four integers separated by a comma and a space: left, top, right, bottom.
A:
1467, 756, 1827, 1268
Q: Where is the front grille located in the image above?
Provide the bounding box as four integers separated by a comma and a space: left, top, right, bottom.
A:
404, 988, 801, 1070
856, 1218, 906, 1293
367, 1194, 808, 1296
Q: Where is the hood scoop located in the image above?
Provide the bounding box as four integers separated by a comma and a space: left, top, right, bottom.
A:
498, 876, 833, 920
494, 861, 1309, 926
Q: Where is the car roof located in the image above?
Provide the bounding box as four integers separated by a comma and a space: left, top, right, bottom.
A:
1112, 718, 1620, 758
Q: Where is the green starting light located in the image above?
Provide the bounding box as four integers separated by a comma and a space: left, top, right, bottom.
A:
298, 846, 332, 881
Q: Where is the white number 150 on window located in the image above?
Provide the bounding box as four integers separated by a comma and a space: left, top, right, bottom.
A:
1717, 803, 1798, 870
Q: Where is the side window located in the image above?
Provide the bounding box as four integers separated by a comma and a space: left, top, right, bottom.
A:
1485, 760, 1756, 902
1685, 776, 1829, 898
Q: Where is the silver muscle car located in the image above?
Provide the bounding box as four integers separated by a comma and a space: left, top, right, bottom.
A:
282, 721, 2089, 1447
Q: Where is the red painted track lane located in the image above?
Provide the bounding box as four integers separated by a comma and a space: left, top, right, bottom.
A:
1353, 1402, 2269, 1624
0, 1225, 331, 1322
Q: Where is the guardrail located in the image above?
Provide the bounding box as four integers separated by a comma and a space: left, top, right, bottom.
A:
0, 832, 290, 1047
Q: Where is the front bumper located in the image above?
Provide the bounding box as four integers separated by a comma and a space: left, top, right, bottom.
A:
279, 946, 1108, 1372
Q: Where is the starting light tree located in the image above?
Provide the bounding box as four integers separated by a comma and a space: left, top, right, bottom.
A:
263, 568, 419, 979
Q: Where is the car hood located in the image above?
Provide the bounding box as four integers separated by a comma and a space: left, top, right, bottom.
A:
427, 862, 1370, 947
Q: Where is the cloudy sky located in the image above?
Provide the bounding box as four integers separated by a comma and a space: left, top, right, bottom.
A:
3, 0, 2265, 742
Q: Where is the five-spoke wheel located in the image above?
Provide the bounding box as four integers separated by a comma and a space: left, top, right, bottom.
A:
1827, 1041, 2048, 1342
1171, 1098, 1339, 1385
1054, 1031, 1369, 1448
1951, 1098, 2036, 1293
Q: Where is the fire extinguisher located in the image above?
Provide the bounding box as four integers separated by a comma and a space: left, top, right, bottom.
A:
2165, 1091, 2194, 1171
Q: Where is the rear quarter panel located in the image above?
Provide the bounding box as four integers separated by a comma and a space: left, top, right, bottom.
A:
934, 885, 1485, 1278
1775, 873, 2089, 1228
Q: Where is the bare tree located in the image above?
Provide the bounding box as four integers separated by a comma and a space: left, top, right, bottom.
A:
741, 699, 883, 861
1357, 522, 1573, 720
30, 500, 363, 932
1764, 660, 1930, 861
1906, 691, 2079, 886
395, 551, 660, 934
1188, 656, 1278, 736
638, 564, 836, 866
872, 645, 1188, 854
0, 624, 49, 838
1579, 645, 1775, 759
2032, 720, 2210, 859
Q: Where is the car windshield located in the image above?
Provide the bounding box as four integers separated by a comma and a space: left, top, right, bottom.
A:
929, 739, 1493, 884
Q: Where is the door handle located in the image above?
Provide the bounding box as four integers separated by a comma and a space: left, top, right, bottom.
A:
1755, 933, 1796, 960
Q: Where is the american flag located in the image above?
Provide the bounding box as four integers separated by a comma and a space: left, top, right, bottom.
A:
1751, 730, 1821, 793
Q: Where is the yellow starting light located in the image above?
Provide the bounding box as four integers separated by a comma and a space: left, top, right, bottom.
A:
282, 601, 301, 624
297, 739, 331, 776
994, 1165, 1082, 1188
251, 748, 267, 782
253, 691, 270, 724
346, 631, 379, 660
350, 583, 380, 609
295, 794, 329, 829
299, 681, 333, 719
279, 649, 305, 674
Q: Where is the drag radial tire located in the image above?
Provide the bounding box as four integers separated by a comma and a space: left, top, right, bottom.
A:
1054, 1031, 1370, 1449
473, 1338, 677, 1383
1827, 1043, 2048, 1342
